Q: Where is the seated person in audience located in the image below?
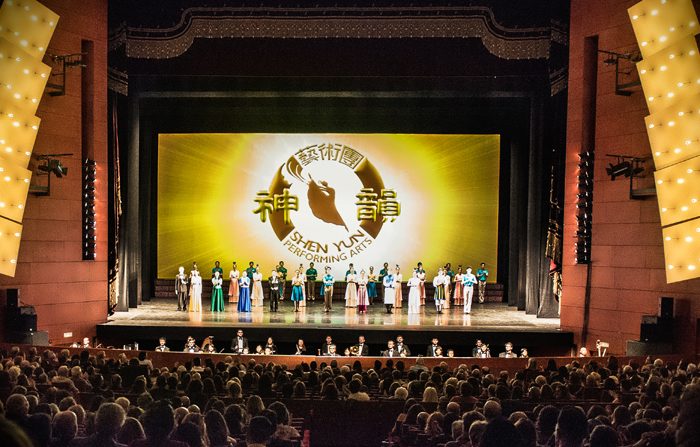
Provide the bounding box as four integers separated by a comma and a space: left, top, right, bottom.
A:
155, 337, 170, 352
184, 337, 201, 353
499, 341, 517, 358
426, 337, 442, 357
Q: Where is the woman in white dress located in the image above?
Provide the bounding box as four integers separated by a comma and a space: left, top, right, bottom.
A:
228, 262, 240, 304
189, 270, 202, 312
252, 267, 264, 307
345, 269, 358, 307
407, 270, 421, 314
393, 265, 403, 308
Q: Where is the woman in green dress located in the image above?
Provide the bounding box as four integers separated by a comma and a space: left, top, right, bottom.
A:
211, 271, 225, 312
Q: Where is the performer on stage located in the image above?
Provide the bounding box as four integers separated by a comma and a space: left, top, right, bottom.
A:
378, 262, 389, 302
211, 271, 225, 312
383, 267, 395, 313
407, 270, 421, 314
416, 262, 426, 305
155, 337, 170, 352
298, 263, 307, 308
175, 266, 189, 311
432, 268, 447, 314
357, 270, 368, 313
231, 329, 249, 354
245, 261, 256, 280
189, 270, 202, 312
322, 266, 334, 312
252, 266, 264, 307
396, 335, 411, 357
345, 265, 357, 308
367, 266, 378, 304
306, 262, 318, 302
394, 265, 403, 308
477, 262, 489, 303
453, 265, 463, 307
237, 273, 251, 312
228, 262, 240, 304
211, 260, 223, 278
268, 270, 280, 312
276, 261, 288, 300
462, 266, 477, 314
189, 262, 199, 309
444, 263, 453, 309
290, 269, 304, 312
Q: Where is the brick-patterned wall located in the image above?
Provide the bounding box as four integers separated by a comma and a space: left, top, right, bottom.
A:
0, 0, 108, 343
562, 0, 700, 356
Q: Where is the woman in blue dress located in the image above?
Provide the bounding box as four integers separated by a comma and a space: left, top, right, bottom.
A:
237, 274, 251, 312
211, 271, 225, 312
291, 269, 304, 312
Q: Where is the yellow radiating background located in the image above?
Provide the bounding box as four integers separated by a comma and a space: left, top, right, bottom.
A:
157, 134, 500, 279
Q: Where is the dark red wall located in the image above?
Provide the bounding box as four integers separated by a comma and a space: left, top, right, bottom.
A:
562, 0, 700, 356
0, 0, 108, 344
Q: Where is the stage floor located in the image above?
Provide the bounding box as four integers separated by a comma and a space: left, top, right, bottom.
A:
104, 299, 559, 332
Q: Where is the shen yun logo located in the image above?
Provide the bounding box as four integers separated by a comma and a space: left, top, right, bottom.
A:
253, 143, 401, 263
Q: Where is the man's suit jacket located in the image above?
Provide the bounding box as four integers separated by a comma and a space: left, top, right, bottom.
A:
382, 348, 398, 357
426, 344, 442, 357
357, 343, 369, 356
231, 336, 249, 353
396, 343, 411, 356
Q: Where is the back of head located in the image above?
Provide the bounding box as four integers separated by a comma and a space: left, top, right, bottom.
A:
52, 411, 78, 442
515, 418, 537, 447
483, 400, 502, 421
95, 402, 126, 438
480, 418, 523, 447
117, 417, 145, 445
588, 424, 618, 447
173, 422, 202, 447
27, 413, 52, 447
469, 420, 488, 446
555, 407, 587, 447
677, 383, 700, 447
142, 401, 175, 442
0, 417, 32, 447
205, 409, 229, 446
247, 415, 274, 444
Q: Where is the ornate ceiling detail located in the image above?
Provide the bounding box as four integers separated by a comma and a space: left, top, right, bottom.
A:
109, 5, 553, 60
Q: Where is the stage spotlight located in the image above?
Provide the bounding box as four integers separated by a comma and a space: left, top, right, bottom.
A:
606, 161, 631, 180
38, 158, 68, 178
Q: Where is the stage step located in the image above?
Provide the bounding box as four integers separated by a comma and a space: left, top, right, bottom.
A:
155, 278, 504, 302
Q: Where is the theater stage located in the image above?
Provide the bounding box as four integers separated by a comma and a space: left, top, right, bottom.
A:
97, 299, 572, 357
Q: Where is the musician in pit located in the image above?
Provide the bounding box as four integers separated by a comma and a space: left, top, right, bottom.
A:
155, 337, 170, 352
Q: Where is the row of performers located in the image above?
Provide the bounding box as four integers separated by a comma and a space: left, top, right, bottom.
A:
175, 262, 489, 314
